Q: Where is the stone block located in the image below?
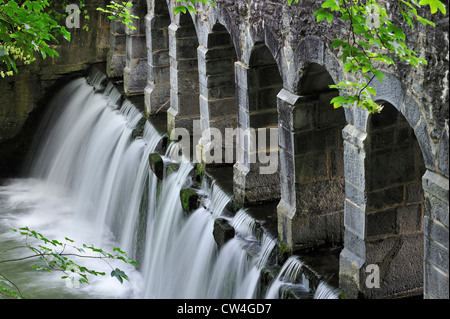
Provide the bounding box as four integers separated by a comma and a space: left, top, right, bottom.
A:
344, 200, 366, 238
149, 49, 170, 66
424, 262, 449, 299
294, 151, 328, 183
342, 229, 366, 260
425, 236, 449, 273
170, 37, 199, 60
170, 69, 199, 93
422, 170, 449, 204
294, 127, 339, 154
201, 96, 236, 118
147, 64, 170, 83
169, 92, 200, 117
366, 186, 404, 211
296, 179, 345, 216
293, 101, 316, 131
366, 209, 398, 238
343, 141, 367, 191
144, 84, 170, 115
364, 233, 423, 298
199, 58, 235, 77
424, 193, 449, 228
148, 28, 169, 51
414, 118, 434, 169
110, 33, 126, 52
345, 181, 366, 209
406, 183, 424, 203
280, 172, 296, 207
235, 62, 250, 89
149, 152, 164, 180
249, 109, 278, 128
330, 149, 344, 180
126, 35, 147, 60
424, 215, 449, 248
291, 212, 343, 249
397, 204, 423, 233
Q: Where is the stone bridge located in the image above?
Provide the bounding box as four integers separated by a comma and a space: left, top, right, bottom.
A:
107, 0, 449, 299
0, 0, 445, 299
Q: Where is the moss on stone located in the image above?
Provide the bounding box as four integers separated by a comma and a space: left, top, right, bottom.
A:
179, 187, 199, 214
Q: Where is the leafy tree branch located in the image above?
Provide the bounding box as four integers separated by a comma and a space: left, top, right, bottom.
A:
0, 0, 139, 78
0, 226, 137, 299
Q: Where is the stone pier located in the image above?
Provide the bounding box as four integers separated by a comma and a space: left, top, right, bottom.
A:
123, 0, 148, 96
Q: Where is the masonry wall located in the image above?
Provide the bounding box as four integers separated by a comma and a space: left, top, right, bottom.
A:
0, 0, 110, 178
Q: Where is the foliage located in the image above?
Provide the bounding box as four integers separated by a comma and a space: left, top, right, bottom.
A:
0, 0, 138, 78
174, 0, 216, 14
0, 0, 71, 78
0, 226, 137, 299
288, 0, 446, 113
96, 1, 139, 30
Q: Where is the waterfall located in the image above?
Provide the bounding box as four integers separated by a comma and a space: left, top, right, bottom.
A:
0, 70, 339, 299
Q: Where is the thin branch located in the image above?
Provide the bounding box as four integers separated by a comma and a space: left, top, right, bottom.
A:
0, 272, 23, 297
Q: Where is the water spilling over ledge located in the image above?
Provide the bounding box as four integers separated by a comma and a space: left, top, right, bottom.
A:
0, 66, 339, 299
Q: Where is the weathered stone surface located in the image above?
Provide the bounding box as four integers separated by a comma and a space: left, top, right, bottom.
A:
213, 217, 235, 248
148, 152, 164, 180
179, 188, 199, 214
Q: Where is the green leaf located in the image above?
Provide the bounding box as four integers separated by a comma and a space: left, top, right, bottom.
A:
314, 8, 334, 23
110, 268, 128, 284
419, 0, 446, 14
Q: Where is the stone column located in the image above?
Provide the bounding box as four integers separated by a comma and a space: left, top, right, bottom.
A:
277, 89, 300, 249
123, 0, 148, 96
167, 19, 200, 136
339, 116, 434, 298
196, 42, 237, 164
277, 89, 345, 252
422, 170, 449, 299
144, 1, 171, 116
107, 20, 126, 78
233, 61, 280, 208
339, 123, 370, 299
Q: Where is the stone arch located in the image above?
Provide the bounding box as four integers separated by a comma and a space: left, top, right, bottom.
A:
145, 0, 172, 115
233, 42, 283, 207
167, 10, 201, 137
339, 95, 432, 298
215, 5, 242, 61
196, 22, 238, 165
364, 101, 425, 298
123, 0, 149, 96
277, 61, 346, 251
369, 73, 434, 171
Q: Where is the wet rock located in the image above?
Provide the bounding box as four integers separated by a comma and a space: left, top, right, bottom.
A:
213, 218, 235, 248
149, 152, 164, 180
179, 188, 199, 214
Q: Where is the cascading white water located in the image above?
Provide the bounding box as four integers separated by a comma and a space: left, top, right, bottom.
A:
0, 75, 147, 298
0, 70, 339, 299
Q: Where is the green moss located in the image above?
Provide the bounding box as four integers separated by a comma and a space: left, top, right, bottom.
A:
179, 188, 199, 214
339, 290, 349, 299
277, 239, 292, 265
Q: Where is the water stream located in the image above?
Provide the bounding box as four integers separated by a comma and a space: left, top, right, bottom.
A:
0, 70, 338, 299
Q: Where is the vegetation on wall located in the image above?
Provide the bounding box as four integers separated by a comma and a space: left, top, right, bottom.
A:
174, 0, 447, 113
0, 0, 138, 78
